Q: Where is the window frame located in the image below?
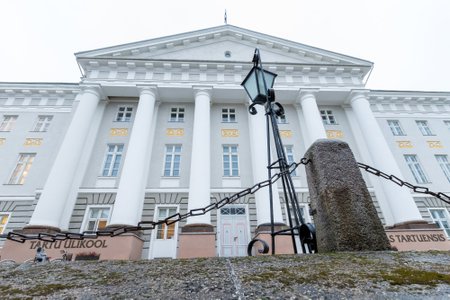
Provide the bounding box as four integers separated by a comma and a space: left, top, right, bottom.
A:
0, 115, 18, 131
80, 205, 112, 233
0, 212, 11, 234
154, 205, 179, 240
169, 107, 185, 123
7, 153, 36, 185
163, 144, 182, 177
221, 108, 236, 123
284, 145, 297, 176
416, 120, 434, 136
115, 106, 134, 122
429, 208, 450, 238
320, 110, 337, 125
387, 120, 406, 136
222, 145, 239, 177
101, 144, 124, 177
435, 155, 450, 183
32, 115, 53, 132
404, 154, 430, 184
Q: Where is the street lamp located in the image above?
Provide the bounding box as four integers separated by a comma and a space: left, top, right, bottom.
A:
241, 49, 317, 255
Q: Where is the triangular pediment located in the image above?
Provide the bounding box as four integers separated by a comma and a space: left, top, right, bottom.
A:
76, 25, 372, 67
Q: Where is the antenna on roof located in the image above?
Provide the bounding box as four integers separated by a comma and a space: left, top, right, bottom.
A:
224, 9, 227, 24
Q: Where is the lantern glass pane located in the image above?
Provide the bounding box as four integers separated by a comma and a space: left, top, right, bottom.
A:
243, 69, 258, 100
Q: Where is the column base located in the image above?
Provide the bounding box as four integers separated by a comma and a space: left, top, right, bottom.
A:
385, 221, 450, 251
253, 223, 294, 255
177, 224, 216, 259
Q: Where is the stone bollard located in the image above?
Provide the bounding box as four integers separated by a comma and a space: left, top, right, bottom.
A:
304, 139, 391, 252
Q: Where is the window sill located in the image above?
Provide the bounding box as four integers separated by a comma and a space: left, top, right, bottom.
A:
3, 183, 23, 186
168, 120, 184, 123
221, 121, 237, 124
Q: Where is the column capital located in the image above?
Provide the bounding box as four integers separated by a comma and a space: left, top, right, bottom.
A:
297, 88, 320, 103
137, 85, 158, 98
347, 89, 370, 103
192, 86, 213, 98
79, 84, 104, 99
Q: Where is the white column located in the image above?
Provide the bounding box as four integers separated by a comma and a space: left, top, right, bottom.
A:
248, 103, 284, 226
186, 88, 212, 225
349, 91, 423, 225
298, 90, 327, 148
109, 87, 157, 227
29, 86, 102, 228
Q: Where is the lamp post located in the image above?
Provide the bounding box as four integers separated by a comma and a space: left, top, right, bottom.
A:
242, 49, 316, 255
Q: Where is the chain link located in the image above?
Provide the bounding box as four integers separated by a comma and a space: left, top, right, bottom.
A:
0, 158, 311, 243
358, 162, 450, 204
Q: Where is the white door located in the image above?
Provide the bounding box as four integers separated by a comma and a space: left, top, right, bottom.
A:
220, 206, 249, 257
151, 206, 178, 259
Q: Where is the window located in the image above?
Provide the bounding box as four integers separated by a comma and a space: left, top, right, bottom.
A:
32, 115, 53, 132
276, 114, 287, 124
222, 108, 236, 122
387, 120, 406, 136
169, 107, 184, 122
164, 145, 181, 176
429, 209, 450, 237
221, 206, 245, 215
83, 207, 111, 231
101, 144, 124, 177
416, 120, 434, 136
436, 155, 450, 182
156, 207, 177, 239
0, 213, 10, 234
223, 145, 239, 177
0, 115, 18, 131
404, 155, 430, 184
115, 106, 133, 122
284, 145, 297, 176
320, 110, 337, 125
8, 153, 36, 184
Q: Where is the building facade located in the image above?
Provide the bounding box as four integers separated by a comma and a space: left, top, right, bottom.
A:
1, 25, 450, 261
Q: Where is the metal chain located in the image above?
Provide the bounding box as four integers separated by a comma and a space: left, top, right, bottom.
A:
0, 158, 311, 243
358, 162, 450, 204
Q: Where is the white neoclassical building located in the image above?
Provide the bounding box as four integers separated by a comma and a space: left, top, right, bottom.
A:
1, 25, 450, 261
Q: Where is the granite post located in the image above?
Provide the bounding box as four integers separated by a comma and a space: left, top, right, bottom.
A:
304, 139, 391, 252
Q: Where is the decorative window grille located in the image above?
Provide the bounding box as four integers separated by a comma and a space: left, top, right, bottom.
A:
320, 110, 337, 125
435, 155, 450, 182
33, 115, 53, 132
404, 154, 430, 184
84, 207, 110, 231
156, 207, 177, 239
284, 145, 297, 176
223, 145, 239, 177
115, 106, 133, 122
0, 115, 18, 131
102, 144, 124, 177
387, 120, 406, 136
164, 145, 181, 176
429, 209, 450, 237
169, 107, 184, 122
416, 120, 434, 136
222, 108, 236, 122
220, 206, 246, 215
8, 153, 36, 184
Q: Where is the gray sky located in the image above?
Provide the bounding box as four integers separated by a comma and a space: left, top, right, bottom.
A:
1, 0, 449, 92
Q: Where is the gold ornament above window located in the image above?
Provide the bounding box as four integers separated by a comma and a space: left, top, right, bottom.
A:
397, 141, 413, 148
166, 128, 184, 136
110, 128, 129, 136
326, 130, 344, 139
24, 138, 42, 146
427, 141, 443, 149
279, 130, 292, 138
221, 129, 239, 137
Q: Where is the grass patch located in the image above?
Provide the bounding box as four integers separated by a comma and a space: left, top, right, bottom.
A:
382, 267, 450, 286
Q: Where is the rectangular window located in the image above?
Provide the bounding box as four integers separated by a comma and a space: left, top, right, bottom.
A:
0, 115, 18, 131
404, 154, 430, 184
115, 106, 133, 122
276, 114, 287, 124
222, 108, 236, 122
101, 144, 124, 177
435, 155, 450, 182
8, 153, 36, 184
169, 107, 184, 122
387, 120, 406, 136
32, 115, 53, 132
164, 145, 182, 176
320, 110, 337, 125
84, 207, 111, 231
0, 213, 10, 234
429, 209, 450, 237
223, 145, 239, 177
416, 120, 434, 136
284, 145, 297, 176
156, 207, 177, 240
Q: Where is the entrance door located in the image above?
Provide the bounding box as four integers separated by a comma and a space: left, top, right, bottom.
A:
151, 206, 178, 259
220, 205, 249, 257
